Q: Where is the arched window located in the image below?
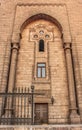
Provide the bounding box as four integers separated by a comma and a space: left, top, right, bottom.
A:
39, 39, 44, 52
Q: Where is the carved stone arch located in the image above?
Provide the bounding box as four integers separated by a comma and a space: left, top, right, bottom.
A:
20, 13, 63, 33
19, 13, 80, 124
6, 12, 80, 124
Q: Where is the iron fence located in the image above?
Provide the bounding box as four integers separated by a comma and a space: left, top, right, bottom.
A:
0, 87, 33, 125
0, 86, 45, 125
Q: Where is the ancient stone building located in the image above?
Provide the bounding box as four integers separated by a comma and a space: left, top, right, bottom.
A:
0, 0, 82, 129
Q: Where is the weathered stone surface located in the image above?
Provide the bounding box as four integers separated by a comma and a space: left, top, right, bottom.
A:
0, 0, 82, 127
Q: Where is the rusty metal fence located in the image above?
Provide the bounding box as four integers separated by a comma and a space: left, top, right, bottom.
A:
0, 86, 44, 125
0, 87, 33, 125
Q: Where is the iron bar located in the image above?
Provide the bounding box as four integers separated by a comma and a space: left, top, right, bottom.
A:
31, 85, 34, 125
0, 93, 45, 96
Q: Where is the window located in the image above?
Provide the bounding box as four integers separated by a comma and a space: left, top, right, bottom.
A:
37, 63, 46, 78
39, 39, 44, 52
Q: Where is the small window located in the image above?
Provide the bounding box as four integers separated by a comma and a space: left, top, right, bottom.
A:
39, 39, 44, 52
37, 63, 46, 78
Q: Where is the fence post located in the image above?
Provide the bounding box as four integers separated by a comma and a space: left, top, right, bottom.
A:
31, 85, 34, 125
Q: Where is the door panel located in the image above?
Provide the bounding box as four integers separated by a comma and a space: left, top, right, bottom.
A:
35, 103, 48, 124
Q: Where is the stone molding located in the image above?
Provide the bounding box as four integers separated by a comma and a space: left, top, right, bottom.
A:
64, 43, 71, 50
17, 3, 66, 6
12, 3, 71, 43
11, 43, 20, 50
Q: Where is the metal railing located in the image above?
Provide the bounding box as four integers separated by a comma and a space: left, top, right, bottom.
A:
0, 86, 45, 125
0, 87, 32, 125
0, 88, 33, 125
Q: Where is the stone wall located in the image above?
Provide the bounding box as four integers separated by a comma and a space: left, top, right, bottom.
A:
0, 0, 82, 94
0, 0, 82, 125
15, 19, 69, 123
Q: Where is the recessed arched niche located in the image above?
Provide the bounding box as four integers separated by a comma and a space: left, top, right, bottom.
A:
15, 15, 69, 124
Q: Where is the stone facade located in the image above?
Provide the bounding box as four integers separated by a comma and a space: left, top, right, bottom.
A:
0, 0, 82, 129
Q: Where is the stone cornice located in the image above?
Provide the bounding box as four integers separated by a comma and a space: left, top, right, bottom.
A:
17, 3, 66, 7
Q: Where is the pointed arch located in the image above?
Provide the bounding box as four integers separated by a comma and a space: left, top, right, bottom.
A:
20, 13, 62, 32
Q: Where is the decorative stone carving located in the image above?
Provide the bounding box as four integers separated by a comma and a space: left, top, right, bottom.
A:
29, 24, 54, 42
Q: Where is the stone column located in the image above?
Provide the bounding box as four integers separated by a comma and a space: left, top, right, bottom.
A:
64, 43, 80, 123
5, 43, 19, 117
0, 41, 11, 117
72, 39, 82, 122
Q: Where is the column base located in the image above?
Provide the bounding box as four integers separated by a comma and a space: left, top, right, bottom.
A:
70, 111, 81, 124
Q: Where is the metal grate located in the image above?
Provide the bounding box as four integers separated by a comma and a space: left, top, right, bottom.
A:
0, 87, 32, 125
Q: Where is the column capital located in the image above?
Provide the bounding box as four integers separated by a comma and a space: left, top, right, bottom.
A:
11, 42, 20, 50
64, 42, 72, 50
